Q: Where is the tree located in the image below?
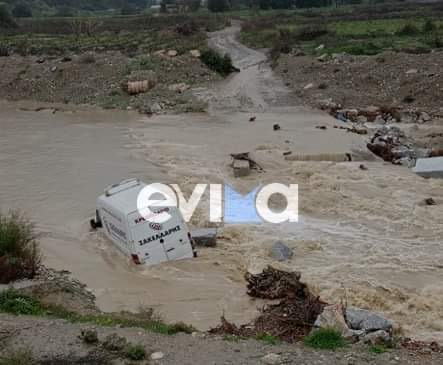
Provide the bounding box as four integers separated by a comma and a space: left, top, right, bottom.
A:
208, 0, 230, 12
0, 4, 17, 28
12, 3, 33, 18
271, 0, 293, 8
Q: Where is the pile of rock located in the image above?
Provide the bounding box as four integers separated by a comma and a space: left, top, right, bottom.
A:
367, 125, 431, 166
318, 100, 436, 125
314, 304, 393, 346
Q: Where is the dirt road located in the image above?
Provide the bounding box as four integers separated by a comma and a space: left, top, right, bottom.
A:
197, 23, 293, 112
0, 26, 443, 344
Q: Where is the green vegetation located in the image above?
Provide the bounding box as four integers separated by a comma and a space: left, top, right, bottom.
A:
123, 343, 146, 361
255, 332, 279, 345
0, 290, 44, 315
368, 345, 388, 354
0, 4, 17, 28
11, 3, 32, 18
239, 3, 443, 57
303, 328, 346, 350
0, 348, 34, 365
0, 14, 227, 56
0, 211, 41, 284
200, 48, 236, 75
0, 289, 196, 336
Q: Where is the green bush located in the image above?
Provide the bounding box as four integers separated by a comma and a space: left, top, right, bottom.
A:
295, 25, 329, 41
369, 344, 387, 354
0, 45, 9, 57
303, 328, 346, 350
123, 344, 146, 361
0, 212, 41, 284
200, 48, 236, 76
422, 19, 437, 33
12, 4, 33, 18
255, 332, 279, 345
0, 4, 17, 28
396, 23, 420, 36
0, 290, 43, 316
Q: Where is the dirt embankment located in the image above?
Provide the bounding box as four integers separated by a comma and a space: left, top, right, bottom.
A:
1, 313, 443, 365
0, 50, 219, 114
276, 51, 443, 119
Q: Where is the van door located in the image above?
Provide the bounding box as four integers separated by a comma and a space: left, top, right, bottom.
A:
130, 220, 169, 265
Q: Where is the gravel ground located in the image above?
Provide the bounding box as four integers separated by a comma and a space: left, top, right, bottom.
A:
276, 51, 443, 117
1, 314, 442, 365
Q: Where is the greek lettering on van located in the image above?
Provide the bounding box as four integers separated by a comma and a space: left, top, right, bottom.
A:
138, 225, 181, 246
134, 207, 170, 225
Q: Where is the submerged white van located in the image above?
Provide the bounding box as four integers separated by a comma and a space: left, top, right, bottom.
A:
90, 178, 196, 266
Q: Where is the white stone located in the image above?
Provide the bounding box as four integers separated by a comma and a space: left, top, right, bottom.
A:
262, 353, 281, 365
151, 352, 164, 360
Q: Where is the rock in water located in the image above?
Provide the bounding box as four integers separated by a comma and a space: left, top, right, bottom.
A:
270, 241, 293, 261
345, 307, 392, 332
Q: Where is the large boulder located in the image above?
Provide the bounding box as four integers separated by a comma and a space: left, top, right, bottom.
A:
314, 304, 363, 340
345, 307, 393, 332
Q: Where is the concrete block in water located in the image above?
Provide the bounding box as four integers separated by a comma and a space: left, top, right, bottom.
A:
233, 159, 250, 177
413, 157, 443, 178
191, 228, 217, 247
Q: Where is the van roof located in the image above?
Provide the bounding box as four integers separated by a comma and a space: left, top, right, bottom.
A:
98, 179, 147, 215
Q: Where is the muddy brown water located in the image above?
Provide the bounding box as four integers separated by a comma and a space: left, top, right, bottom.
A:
1, 26, 443, 342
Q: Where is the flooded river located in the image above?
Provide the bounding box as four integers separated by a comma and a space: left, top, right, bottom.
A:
1, 25, 443, 342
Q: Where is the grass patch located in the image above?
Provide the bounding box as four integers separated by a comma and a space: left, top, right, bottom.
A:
0, 289, 195, 336
303, 328, 346, 350
239, 6, 443, 57
0, 348, 34, 365
369, 345, 388, 354
0, 211, 41, 284
255, 332, 279, 345
123, 343, 146, 361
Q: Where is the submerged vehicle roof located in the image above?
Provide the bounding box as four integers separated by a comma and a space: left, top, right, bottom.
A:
98, 178, 146, 215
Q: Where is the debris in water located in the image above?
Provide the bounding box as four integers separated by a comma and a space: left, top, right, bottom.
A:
230, 152, 264, 173
209, 266, 326, 342
425, 198, 436, 206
